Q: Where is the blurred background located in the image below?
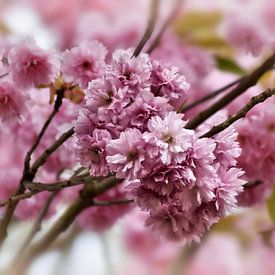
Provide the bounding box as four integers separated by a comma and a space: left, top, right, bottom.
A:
0, 0, 275, 274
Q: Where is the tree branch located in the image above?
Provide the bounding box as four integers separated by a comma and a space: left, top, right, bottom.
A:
146, 0, 183, 54
179, 77, 243, 113
200, 88, 275, 138
93, 198, 134, 206
185, 53, 275, 129
0, 91, 65, 248
15, 190, 60, 257
132, 0, 160, 57
10, 176, 122, 274
29, 127, 75, 176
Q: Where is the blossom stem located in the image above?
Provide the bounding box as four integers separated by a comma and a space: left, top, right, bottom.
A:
200, 88, 275, 138
186, 53, 275, 129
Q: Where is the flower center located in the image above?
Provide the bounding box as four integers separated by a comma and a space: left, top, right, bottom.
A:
127, 151, 138, 161
124, 71, 132, 80
162, 134, 173, 144
81, 60, 93, 70
103, 91, 113, 105
90, 148, 100, 164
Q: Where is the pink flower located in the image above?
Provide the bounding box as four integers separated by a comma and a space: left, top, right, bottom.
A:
145, 206, 197, 242
75, 129, 112, 177
225, 18, 266, 56
111, 48, 152, 90
215, 167, 245, 215
86, 78, 129, 123
61, 40, 107, 88
120, 91, 173, 131
0, 81, 29, 124
151, 61, 190, 107
144, 112, 194, 165
106, 128, 146, 180
198, 111, 242, 169
8, 38, 58, 88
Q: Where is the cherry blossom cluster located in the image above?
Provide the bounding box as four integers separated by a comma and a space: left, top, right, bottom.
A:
74, 44, 245, 242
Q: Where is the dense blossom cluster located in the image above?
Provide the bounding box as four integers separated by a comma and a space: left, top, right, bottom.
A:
74, 44, 245, 242
0, 1, 275, 274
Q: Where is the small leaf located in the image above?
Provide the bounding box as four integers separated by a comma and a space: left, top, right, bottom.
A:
174, 11, 233, 55
215, 55, 246, 75
174, 10, 222, 36
267, 186, 275, 223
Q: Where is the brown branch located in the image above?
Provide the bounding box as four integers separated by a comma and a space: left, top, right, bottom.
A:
93, 198, 134, 206
0, 91, 66, 248
0, 175, 95, 210
0, 190, 40, 208
132, 0, 160, 57
146, 0, 183, 54
24, 174, 92, 192
10, 176, 122, 274
15, 190, 60, 257
0, 72, 8, 79
200, 88, 275, 138
179, 77, 243, 113
25, 90, 65, 172
243, 180, 263, 190
185, 53, 275, 129
29, 127, 75, 176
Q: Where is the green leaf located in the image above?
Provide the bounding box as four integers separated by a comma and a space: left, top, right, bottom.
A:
215, 55, 246, 75
174, 10, 222, 36
174, 10, 233, 55
267, 186, 275, 223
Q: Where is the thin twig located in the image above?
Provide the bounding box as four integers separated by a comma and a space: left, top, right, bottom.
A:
0, 91, 65, 248
0, 190, 40, 208
146, 0, 183, 54
0, 72, 8, 79
10, 176, 122, 274
15, 190, 60, 257
243, 180, 263, 190
186, 53, 275, 129
24, 175, 92, 192
24, 90, 64, 172
200, 88, 275, 138
132, 0, 160, 57
30, 127, 75, 176
179, 77, 243, 113
93, 199, 134, 206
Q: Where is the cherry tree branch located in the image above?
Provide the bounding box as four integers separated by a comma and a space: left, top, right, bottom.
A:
185, 53, 275, 129
132, 0, 160, 57
0, 92, 67, 247
10, 176, 122, 274
146, 0, 184, 54
200, 88, 275, 138
15, 190, 60, 257
29, 127, 75, 176
179, 77, 243, 113
93, 198, 134, 206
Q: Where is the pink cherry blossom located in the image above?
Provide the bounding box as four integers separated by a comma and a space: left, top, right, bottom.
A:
144, 112, 194, 165
61, 40, 107, 88
106, 128, 146, 180
8, 38, 58, 88
0, 81, 29, 124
